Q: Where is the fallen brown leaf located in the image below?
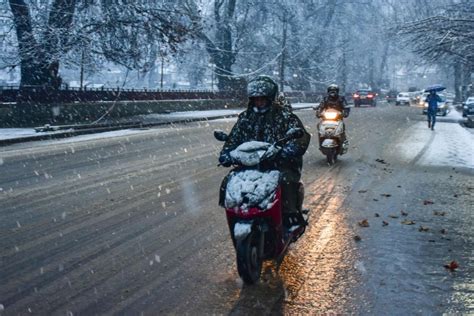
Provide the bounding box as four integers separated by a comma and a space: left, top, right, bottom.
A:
418, 226, 429, 232
389, 214, 399, 219
375, 213, 380, 217
382, 221, 389, 226
433, 211, 446, 216
440, 228, 447, 234
358, 190, 367, 193
354, 235, 362, 242
358, 219, 370, 227
401, 210, 408, 216
373, 199, 379, 202
401, 220, 416, 225
444, 261, 459, 271
381, 193, 392, 197
423, 200, 434, 205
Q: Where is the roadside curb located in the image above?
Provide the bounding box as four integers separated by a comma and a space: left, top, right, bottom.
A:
0, 106, 314, 147
0, 114, 240, 147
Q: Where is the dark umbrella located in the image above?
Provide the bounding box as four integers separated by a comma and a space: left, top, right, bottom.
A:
424, 84, 446, 92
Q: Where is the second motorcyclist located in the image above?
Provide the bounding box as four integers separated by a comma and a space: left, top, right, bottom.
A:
316, 84, 350, 153
218, 75, 310, 227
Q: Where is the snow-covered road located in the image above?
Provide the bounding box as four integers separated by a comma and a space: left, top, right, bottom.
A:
1, 102, 472, 315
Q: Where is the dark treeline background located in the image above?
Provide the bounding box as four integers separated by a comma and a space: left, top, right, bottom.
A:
0, 0, 472, 100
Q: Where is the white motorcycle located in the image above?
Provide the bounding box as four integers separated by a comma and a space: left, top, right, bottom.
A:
317, 108, 349, 165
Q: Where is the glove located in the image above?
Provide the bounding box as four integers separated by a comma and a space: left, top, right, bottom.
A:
280, 143, 300, 159
218, 152, 233, 167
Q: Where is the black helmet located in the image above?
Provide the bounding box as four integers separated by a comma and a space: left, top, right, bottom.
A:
327, 84, 339, 94
247, 75, 278, 101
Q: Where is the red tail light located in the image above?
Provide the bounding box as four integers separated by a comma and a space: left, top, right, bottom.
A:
368, 94, 374, 98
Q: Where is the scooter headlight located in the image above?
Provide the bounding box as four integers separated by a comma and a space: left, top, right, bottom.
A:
323, 111, 338, 120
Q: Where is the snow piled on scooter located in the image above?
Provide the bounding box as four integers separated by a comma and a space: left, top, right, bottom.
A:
225, 170, 280, 211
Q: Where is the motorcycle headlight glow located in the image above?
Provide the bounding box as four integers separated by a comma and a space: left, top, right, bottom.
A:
323, 111, 338, 120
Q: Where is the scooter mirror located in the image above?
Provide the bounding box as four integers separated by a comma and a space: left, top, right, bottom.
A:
214, 130, 229, 142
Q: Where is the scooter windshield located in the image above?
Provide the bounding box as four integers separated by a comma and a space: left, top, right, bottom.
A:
230, 141, 274, 166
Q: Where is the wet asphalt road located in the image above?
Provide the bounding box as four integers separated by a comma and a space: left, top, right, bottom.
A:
0, 102, 472, 315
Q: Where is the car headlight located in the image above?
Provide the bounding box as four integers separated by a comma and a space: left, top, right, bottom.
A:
464, 106, 468, 109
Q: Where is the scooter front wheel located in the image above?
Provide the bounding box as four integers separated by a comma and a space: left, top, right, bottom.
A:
236, 229, 262, 284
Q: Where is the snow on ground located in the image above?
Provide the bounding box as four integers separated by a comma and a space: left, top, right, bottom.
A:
292, 102, 317, 109
42, 129, 153, 145
394, 110, 473, 169
0, 103, 315, 144
418, 123, 474, 168
0, 128, 71, 140
139, 109, 242, 119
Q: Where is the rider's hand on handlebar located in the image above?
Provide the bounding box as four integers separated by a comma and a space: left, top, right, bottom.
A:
219, 153, 234, 167
280, 143, 300, 159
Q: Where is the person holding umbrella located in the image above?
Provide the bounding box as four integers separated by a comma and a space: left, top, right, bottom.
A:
425, 84, 445, 130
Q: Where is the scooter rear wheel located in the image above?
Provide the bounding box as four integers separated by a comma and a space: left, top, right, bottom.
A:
236, 229, 262, 284
326, 149, 337, 165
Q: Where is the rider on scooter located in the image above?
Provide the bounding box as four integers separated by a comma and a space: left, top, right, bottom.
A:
218, 75, 311, 227
317, 84, 350, 152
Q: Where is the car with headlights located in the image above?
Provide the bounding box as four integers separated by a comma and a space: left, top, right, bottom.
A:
422, 94, 449, 116
462, 97, 474, 117
385, 89, 398, 103
353, 89, 377, 107
395, 92, 410, 106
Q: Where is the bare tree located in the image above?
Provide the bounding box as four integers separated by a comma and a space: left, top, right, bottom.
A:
6, 0, 195, 88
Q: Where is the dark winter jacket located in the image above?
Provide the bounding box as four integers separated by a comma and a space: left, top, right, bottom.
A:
319, 95, 349, 114
219, 102, 310, 182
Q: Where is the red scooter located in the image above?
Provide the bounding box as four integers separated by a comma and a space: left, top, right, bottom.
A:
214, 129, 309, 284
